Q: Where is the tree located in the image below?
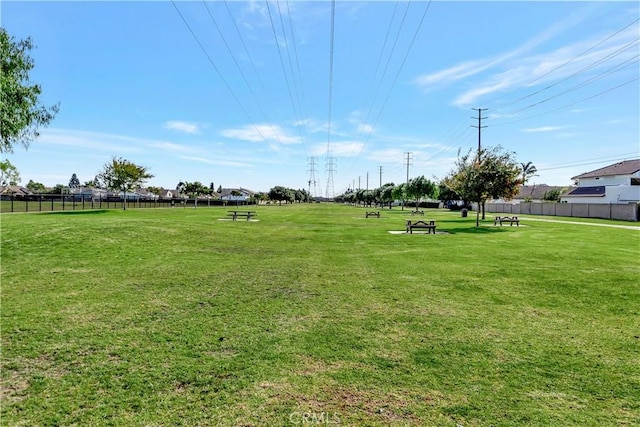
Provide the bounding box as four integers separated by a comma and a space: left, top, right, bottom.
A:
98, 157, 153, 210
268, 186, 293, 205
379, 183, 395, 208
26, 179, 46, 193
0, 159, 20, 186
1, 29, 59, 153
52, 184, 69, 194
392, 183, 407, 210
69, 173, 80, 189
445, 146, 520, 226
217, 185, 222, 194
520, 161, 538, 185
406, 175, 438, 209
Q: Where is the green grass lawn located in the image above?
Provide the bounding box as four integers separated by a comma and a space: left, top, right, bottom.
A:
1, 204, 639, 426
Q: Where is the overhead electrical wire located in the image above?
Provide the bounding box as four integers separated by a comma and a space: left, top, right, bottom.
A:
349, 0, 433, 170
326, 0, 335, 160
201, 0, 285, 148
265, 0, 307, 147
486, 17, 640, 109
170, 1, 270, 145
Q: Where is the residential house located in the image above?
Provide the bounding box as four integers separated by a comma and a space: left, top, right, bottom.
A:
0, 185, 32, 197
219, 187, 255, 203
561, 159, 640, 204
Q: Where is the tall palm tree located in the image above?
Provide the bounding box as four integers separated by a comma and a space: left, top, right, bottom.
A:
520, 161, 538, 185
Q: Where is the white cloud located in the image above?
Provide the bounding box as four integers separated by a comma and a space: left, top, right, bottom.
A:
221, 124, 301, 144
180, 156, 253, 168
522, 126, 565, 133
164, 121, 201, 134
311, 141, 364, 157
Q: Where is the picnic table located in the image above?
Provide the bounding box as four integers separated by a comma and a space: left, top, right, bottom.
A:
365, 211, 380, 218
493, 216, 520, 226
406, 220, 436, 234
227, 210, 257, 221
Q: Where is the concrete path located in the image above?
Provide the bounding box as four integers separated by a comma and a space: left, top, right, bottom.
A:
520, 217, 640, 230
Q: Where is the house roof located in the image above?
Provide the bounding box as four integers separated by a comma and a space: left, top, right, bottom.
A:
564, 186, 606, 197
0, 185, 31, 196
571, 159, 640, 180
219, 187, 255, 197
514, 185, 570, 200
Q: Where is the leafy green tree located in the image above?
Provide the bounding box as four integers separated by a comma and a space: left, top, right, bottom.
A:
268, 186, 293, 205
379, 182, 395, 208
445, 146, 520, 226
26, 179, 46, 193
52, 184, 69, 194
0, 159, 20, 186
520, 161, 538, 185
392, 183, 407, 210
217, 185, 222, 194
406, 175, 438, 209
1, 29, 59, 153
98, 157, 153, 210
543, 188, 562, 202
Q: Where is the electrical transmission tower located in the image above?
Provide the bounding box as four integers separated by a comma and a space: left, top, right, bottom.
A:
325, 157, 336, 198
307, 157, 318, 197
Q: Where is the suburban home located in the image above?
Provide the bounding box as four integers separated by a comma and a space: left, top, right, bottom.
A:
493, 184, 571, 203
561, 159, 640, 204
0, 185, 32, 197
71, 187, 109, 200
219, 187, 255, 203
159, 189, 181, 199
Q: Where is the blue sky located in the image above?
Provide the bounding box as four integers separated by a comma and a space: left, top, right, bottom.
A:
2, 1, 638, 195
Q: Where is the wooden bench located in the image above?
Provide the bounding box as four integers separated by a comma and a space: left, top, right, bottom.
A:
406, 220, 436, 234
410, 210, 424, 216
228, 211, 257, 221
365, 211, 380, 218
494, 216, 520, 226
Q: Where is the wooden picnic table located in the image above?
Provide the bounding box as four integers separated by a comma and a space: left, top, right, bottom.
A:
406, 220, 436, 234
227, 210, 257, 221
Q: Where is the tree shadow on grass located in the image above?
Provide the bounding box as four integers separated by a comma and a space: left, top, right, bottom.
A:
445, 226, 510, 234
43, 209, 111, 216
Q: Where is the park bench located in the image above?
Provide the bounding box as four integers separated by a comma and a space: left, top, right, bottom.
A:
227, 210, 257, 221
365, 211, 380, 218
406, 220, 436, 234
410, 210, 424, 216
493, 216, 520, 226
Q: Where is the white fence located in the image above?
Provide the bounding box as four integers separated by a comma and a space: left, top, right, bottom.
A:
485, 202, 639, 222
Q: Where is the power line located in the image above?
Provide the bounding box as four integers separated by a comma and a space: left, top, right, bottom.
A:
325, 0, 336, 197
201, 1, 284, 147
492, 77, 639, 127
170, 1, 269, 143
265, 0, 306, 145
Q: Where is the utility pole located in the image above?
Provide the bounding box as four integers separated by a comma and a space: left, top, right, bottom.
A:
471, 108, 488, 158
472, 107, 488, 222
366, 172, 369, 191
358, 176, 361, 190
404, 152, 413, 184
378, 166, 383, 187
403, 152, 412, 211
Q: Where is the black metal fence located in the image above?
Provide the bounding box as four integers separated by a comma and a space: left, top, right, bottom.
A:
0, 194, 249, 213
